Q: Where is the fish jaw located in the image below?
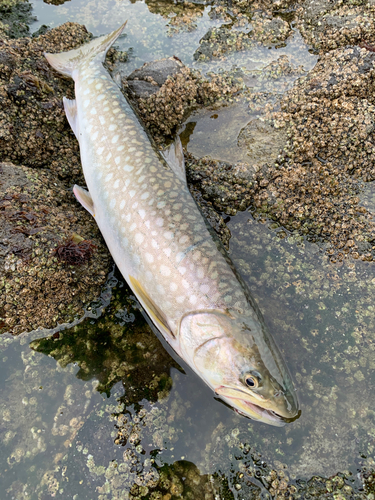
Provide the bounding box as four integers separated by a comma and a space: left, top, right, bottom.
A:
215, 386, 300, 426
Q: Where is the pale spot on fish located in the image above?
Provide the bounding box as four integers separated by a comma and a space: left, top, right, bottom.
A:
189, 295, 197, 305
180, 235, 189, 244
114, 179, 120, 189
156, 218, 164, 227
170, 283, 177, 292
178, 266, 186, 275
97, 94, 105, 101
105, 173, 113, 182
130, 223, 137, 231
197, 268, 204, 279
106, 153, 112, 161
97, 147, 104, 155
83, 89, 90, 95
177, 296, 185, 304
120, 200, 125, 209
139, 209, 146, 219
160, 265, 171, 277
115, 157, 121, 165
182, 280, 190, 289
129, 190, 136, 198
123, 165, 134, 172
164, 231, 173, 240
200, 284, 210, 294
152, 240, 158, 249
90, 108, 97, 115
92, 131, 98, 140
95, 83, 103, 90
110, 199, 116, 208
141, 192, 149, 200
109, 124, 117, 131
112, 135, 119, 144
84, 99, 90, 108
173, 214, 182, 222
135, 233, 144, 244
163, 248, 171, 257
117, 145, 125, 151
157, 201, 166, 209
99, 116, 105, 125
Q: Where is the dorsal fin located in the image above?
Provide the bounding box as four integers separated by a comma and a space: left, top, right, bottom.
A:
129, 275, 175, 339
161, 136, 186, 184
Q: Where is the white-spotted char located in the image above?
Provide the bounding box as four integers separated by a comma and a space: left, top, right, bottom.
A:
44, 23, 300, 426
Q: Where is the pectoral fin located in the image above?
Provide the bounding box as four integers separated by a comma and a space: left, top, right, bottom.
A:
73, 185, 95, 216
161, 136, 186, 184
129, 275, 175, 339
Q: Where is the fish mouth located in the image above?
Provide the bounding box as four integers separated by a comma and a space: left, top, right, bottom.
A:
215, 386, 300, 426
234, 398, 286, 426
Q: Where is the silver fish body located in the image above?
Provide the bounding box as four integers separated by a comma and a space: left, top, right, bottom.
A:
45, 24, 300, 426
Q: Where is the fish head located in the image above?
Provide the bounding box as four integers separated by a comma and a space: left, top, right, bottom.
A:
178, 309, 300, 426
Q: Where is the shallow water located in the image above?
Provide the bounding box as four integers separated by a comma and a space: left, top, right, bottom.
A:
2, 0, 375, 498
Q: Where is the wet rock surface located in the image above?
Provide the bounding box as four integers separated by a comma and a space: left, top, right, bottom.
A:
124, 59, 244, 143
0, 22, 90, 181
298, 0, 375, 52
0, 0, 35, 38
0, 162, 111, 335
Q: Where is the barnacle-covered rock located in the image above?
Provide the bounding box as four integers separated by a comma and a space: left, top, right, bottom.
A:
0, 162, 111, 335
298, 0, 375, 52
0, 0, 35, 38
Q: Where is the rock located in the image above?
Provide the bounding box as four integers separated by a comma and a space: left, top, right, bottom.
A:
0, 22, 91, 182
237, 118, 286, 169
298, 0, 375, 51
0, 0, 35, 38
0, 162, 112, 335
127, 57, 184, 88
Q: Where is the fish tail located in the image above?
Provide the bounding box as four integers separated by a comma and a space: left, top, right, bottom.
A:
44, 21, 127, 78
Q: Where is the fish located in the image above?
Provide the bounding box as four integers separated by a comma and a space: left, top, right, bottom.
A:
44, 23, 300, 426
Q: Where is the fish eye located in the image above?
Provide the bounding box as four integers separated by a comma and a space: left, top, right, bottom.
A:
244, 371, 261, 389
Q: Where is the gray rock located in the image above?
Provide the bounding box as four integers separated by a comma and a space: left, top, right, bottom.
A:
127, 57, 183, 87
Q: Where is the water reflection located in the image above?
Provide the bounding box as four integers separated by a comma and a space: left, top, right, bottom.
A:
30, 282, 181, 403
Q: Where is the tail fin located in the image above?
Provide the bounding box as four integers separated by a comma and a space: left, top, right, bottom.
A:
44, 21, 127, 78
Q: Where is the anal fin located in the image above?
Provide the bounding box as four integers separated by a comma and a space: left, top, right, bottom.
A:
63, 97, 79, 141
73, 185, 95, 216
129, 275, 175, 339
